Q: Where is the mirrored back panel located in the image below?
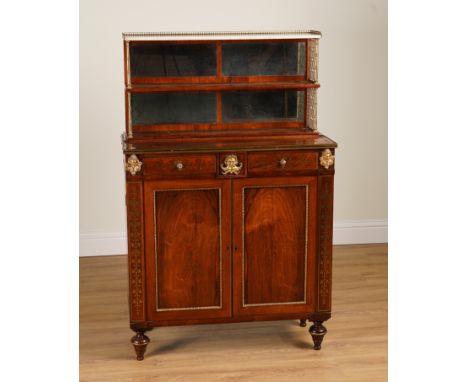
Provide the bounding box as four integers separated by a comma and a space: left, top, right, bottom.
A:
222, 90, 304, 122
222, 42, 306, 77
130, 43, 217, 79
131, 92, 217, 125
129, 90, 305, 131
127, 40, 308, 84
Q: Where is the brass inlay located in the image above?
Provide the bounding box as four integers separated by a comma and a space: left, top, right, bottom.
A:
125, 154, 142, 175
309, 39, 319, 82
319, 149, 335, 169
306, 88, 317, 132
153, 188, 223, 311
125, 41, 131, 86
220, 154, 243, 175
241, 184, 308, 307
122, 30, 322, 41
127, 92, 133, 138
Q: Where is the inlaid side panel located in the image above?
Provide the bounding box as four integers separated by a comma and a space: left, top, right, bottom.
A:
155, 189, 221, 310
233, 177, 317, 316
317, 175, 334, 311
243, 186, 307, 305
144, 179, 231, 321
126, 182, 145, 321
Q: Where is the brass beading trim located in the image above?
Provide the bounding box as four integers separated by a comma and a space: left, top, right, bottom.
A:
123, 30, 321, 41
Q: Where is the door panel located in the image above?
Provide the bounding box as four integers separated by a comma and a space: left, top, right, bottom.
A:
144, 179, 231, 321
233, 177, 317, 316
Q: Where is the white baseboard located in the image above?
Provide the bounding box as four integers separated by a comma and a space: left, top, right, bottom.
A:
332, 219, 387, 245
79, 232, 128, 257
79, 219, 387, 257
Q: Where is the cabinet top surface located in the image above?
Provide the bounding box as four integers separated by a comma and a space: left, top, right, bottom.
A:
122, 133, 336, 154
122, 30, 322, 41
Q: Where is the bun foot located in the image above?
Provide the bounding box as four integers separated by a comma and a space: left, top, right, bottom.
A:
131, 331, 150, 361
309, 321, 327, 350
299, 319, 307, 327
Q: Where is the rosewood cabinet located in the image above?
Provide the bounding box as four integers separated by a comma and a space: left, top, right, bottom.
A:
122, 31, 337, 360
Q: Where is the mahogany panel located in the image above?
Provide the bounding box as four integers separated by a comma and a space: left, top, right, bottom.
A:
156, 189, 219, 309
248, 150, 318, 176
232, 176, 317, 316
244, 186, 306, 304
143, 154, 216, 179
144, 179, 231, 321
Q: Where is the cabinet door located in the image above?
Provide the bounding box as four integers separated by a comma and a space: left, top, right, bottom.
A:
144, 179, 231, 321
232, 177, 317, 316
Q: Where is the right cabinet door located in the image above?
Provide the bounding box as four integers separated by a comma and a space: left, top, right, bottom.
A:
232, 176, 317, 317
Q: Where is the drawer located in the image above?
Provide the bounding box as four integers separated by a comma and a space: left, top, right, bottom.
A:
143, 154, 217, 179
248, 151, 318, 176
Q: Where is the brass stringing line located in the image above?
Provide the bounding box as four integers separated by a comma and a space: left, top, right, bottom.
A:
125, 41, 133, 138
154, 187, 223, 311
127, 93, 133, 138
242, 184, 309, 307
125, 41, 131, 87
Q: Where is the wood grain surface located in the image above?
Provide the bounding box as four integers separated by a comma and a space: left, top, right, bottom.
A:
243, 185, 307, 304
232, 177, 317, 317
143, 153, 217, 179
80, 244, 387, 381
154, 188, 220, 310
143, 179, 232, 322
248, 150, 318, 176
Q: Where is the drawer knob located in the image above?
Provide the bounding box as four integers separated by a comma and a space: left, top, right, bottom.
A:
279, 158, 287, 168
174, 161, 184, 171
220, 154, 243, 175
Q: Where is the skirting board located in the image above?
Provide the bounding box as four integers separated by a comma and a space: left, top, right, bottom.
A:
79, 219, 387, 257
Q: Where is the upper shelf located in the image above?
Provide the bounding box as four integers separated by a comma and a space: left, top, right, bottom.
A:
122, 30, 321, 42
128, 81, 320, 93
125, 39, 319, 86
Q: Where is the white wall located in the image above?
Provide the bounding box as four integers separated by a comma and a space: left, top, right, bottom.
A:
80, 0, 387, 255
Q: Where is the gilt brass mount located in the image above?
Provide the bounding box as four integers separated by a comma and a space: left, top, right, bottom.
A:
319, 149, 335, 169
220, 154, 243, 175
126, 154, 142, 175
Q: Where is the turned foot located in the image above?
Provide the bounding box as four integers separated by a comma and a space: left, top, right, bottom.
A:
131, 331, 150, 361
309, 321, 327, 350
299, 319, 307, 327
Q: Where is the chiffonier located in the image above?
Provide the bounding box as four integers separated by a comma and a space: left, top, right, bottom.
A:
121, 31, 337, 360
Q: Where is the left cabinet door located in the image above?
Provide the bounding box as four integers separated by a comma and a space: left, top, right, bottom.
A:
144, 179, 232, 322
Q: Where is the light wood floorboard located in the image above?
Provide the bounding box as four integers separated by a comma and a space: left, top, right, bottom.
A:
80, 244, 387, 381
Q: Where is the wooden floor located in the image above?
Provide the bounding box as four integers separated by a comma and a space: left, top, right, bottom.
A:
80, 244, 387, 381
